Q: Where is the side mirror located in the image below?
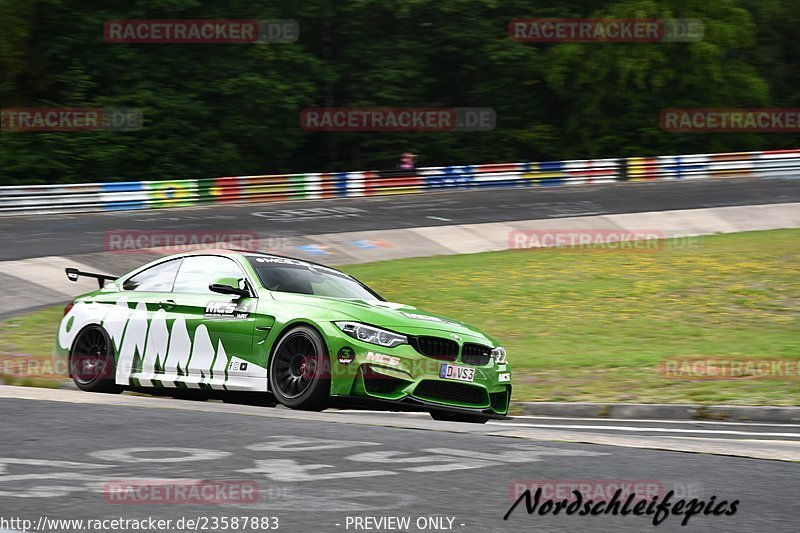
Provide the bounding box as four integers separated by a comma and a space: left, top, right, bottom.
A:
209, 277, 250, 298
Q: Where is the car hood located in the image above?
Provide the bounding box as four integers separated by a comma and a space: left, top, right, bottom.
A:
269, 291, 494, 341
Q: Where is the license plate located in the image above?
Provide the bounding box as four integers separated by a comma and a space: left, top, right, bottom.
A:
440, 363, 475, 382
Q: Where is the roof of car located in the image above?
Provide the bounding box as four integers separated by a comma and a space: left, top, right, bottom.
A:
172, 248, 344, 274
235, 249, 343, 271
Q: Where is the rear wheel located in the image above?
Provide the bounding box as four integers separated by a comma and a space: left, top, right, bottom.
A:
70, 326, 121, 393
269, 325, 330, 411
430, 411, 488, 424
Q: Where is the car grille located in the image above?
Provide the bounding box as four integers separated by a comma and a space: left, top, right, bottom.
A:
362, 366, 408, 397
410, 336, 458, 361
461, 343, 492, 366
413, 380, 487, 406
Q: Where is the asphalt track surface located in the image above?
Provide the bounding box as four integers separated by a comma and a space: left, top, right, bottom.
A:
1, 177, 799, 261
1, 389, 799, 533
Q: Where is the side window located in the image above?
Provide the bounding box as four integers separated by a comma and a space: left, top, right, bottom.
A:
122, 259, 182, 292
173, 256, 246, 294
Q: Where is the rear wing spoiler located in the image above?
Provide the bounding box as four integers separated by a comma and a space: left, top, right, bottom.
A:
65, 268, 119, 289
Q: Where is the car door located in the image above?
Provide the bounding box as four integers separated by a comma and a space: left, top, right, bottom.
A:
114, 257, 183, 388
167, 255, 262, 391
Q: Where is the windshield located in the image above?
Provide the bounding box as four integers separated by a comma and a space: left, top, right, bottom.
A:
246, 256, 382, 301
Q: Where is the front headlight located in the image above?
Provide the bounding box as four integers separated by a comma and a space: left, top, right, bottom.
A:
335, 322, 408, 348
492, 346, 507, 364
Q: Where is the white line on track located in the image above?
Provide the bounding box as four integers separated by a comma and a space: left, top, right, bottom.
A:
505, 415, 800, 428
486, 422, 800, 439
336, 410, 800, 429
636, 435, 800, 444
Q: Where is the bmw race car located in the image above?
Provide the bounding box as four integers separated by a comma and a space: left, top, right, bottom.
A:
54, 250, 512, 423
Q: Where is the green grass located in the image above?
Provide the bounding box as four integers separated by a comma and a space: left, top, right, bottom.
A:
0, 305, 66, 387
342, 230, 800, 405
2, 229, 798, 404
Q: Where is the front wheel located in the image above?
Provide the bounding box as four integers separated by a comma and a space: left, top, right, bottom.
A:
269, 325, 330, 411
70, 326, 121, 394
430, 411, 488, 424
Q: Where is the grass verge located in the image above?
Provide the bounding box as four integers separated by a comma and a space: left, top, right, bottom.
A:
343, 229, 800, 405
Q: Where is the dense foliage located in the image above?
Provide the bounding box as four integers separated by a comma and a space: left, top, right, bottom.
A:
1, 0, 798, 184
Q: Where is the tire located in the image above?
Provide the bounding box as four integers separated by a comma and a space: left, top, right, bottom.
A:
269, 325, 330, 411
70, 326, 122, 394
430, 411, 489, 424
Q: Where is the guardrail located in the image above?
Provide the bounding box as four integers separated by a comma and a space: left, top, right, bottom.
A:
1, 149, 798, 214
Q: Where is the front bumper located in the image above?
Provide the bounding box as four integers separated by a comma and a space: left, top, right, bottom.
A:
322, 323, 512, 416
331, 395, 513, 420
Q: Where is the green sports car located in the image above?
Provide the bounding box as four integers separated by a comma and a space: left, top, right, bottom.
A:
54, 250, 511, 423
